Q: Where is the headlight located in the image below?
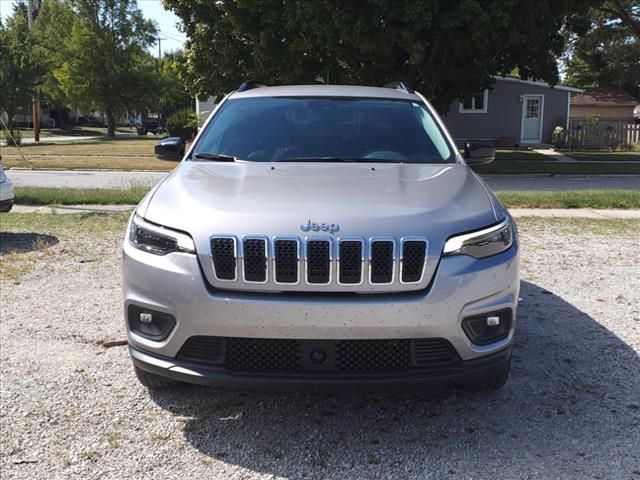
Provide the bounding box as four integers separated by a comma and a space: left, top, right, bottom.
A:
129, 214, 195, 255
443, 218, 513, 259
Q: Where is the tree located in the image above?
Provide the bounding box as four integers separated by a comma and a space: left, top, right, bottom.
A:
33, 0, 76, 128
565, 0, 640, 97
49, 0, 157, 136
145, 51, 193, 126
0, 3, 46, 143
598, 0, 640, 41
163, 0, 598, 112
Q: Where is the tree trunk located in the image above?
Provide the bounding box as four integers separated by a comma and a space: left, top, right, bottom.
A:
106, 108, 115, 137
4, 109, 19, 146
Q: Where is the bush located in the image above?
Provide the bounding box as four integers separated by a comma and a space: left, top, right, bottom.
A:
551, 126, 565, 148
166, 109, 198, 140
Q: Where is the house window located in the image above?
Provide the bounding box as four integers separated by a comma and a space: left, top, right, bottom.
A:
459, 90, 489, 113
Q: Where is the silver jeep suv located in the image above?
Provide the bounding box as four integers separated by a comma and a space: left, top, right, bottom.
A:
124, 83, 519, 392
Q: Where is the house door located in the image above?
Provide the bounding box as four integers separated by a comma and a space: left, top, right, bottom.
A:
520, 95, 544, 143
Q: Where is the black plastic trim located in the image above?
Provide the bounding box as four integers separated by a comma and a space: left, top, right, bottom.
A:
130, 344, 511, 390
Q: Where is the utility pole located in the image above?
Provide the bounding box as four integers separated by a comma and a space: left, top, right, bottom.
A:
157, 36, 167, 59
27, 0, 41, 142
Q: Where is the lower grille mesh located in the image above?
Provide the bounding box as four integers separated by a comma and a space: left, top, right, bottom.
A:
178, 336, 459, 373
336, 340, 411, 372
226, 338, 301, 372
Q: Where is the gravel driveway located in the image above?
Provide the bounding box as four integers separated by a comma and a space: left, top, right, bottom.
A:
1, 216, 639, 479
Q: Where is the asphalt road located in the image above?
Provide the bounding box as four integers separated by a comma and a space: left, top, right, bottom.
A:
5, 169, 640, 191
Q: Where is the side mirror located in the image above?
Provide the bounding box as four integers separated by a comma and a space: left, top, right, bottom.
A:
463, 140, 496, 164
154, 137, 184, 161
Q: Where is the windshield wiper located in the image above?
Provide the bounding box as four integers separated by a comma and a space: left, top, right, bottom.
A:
193, 152, 237, 162
275, 157, 399, 163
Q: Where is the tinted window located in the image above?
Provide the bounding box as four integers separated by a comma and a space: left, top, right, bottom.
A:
193, 97, 454, 163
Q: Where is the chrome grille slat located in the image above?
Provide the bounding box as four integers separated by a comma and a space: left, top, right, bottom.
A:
210, 236, 237, 281
242, 237, 267, 283
401, 238, 428, 284
209, 235, 428, 291
369, 238, 395, 284
338, 239, 364, 285
273, 238, 299, 284
306, 239, 331, 284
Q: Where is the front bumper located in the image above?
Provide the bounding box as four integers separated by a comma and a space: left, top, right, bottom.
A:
130, 343, 512, 389
0, 198, 13, 212
123, 235, 519, 380
0, 180, 14, 212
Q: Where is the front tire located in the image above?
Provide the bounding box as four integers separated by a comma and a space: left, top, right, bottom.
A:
134, 365, 184, 391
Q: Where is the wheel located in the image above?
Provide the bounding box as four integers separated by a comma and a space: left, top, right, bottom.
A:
465, 359, 511, 392
134, 365, 184, 390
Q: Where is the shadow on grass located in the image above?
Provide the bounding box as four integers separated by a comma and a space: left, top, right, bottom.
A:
0, 232, 59, 255
148, 281, 639, 478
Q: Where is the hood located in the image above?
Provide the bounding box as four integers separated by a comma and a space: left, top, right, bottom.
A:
143, 161, 497, 249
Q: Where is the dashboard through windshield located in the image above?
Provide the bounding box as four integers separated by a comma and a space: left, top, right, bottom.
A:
192, 96, 455, 164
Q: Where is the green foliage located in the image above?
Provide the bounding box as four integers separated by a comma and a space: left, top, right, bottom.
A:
552, 126, 566, 148
164, 0, 598, 111
166, 109, 197, 140
34, 0, 157, 135
32, 0, 77, 123
565, 1, 640, 97
0, 3, 47, 143
583, 114, 600, 126
152, 52, 194, 124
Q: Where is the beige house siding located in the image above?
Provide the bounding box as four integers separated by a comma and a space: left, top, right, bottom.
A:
570, 104, 635, 119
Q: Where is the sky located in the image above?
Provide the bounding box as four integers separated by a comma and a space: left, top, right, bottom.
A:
0, 0, 186, 56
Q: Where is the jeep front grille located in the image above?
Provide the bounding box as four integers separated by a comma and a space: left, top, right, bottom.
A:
207, 235, 429, 292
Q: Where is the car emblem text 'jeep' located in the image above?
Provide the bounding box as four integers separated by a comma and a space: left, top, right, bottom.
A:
300, 220, 339, 233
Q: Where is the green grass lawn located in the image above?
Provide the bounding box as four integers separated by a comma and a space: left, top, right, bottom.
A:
11, 186, 640, 209
472, 161, 640, 174
497, 189, 640, 209
472, 149, 640, 174
10, 126, 139, 138
14, 186, 151, 205
1, 137, 177, 171
560, 151, 640, 162
493, 149, 550, 161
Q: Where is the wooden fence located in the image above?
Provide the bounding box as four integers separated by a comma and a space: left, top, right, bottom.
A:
567, 119, 640, 150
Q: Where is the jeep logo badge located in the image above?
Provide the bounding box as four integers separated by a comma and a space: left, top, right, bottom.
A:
300, 220, 339, 233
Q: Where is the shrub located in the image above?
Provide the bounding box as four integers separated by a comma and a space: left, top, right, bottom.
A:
166, 109, 198, 140
552, 126, 565, 148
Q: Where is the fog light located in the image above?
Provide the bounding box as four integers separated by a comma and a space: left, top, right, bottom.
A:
127, 305, 175, 341
462, 309, 512, 345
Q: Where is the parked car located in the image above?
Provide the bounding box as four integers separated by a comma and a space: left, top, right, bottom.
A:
136, 117, 164, 136
0, 164, 14, 212
124, 83, 518, 393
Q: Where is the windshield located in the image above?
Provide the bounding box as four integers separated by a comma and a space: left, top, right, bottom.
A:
192, 96, 454, 163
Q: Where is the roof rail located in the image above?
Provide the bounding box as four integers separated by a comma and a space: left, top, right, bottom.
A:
383, 81, 415, 94
237, 80, 266, 92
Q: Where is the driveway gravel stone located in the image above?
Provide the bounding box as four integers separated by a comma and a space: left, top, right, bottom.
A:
1, 216, 638, 479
